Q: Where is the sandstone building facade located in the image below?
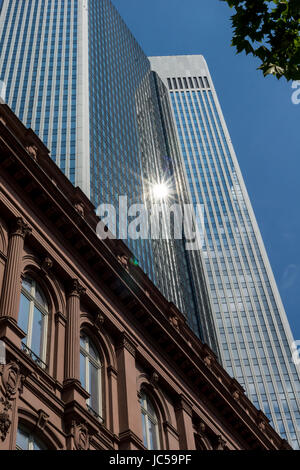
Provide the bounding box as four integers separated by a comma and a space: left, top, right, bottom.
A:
0, 104, 290, 451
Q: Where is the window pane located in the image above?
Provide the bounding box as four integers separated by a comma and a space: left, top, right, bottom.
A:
148, 419, 158, 450
31, 307, 44, 357
140, 393, 147, 409
35, 284, 47, 310
16, 427, 29, 450
80, 352, 86, 389
33, 438, 45, 450
22, 278, 32, 293
89, 341, 98, 362
18, 294, 30, 335
80, 335, 86, 348
142, 413, 147, 448
89, 362, 99, 413
147, 399, 156, 419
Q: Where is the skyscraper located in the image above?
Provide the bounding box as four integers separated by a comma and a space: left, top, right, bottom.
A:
0, 1, 219, 350
150, 55, 300, 449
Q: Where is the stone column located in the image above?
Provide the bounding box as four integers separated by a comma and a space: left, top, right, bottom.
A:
0, 218, 31, 346
0, 218, 31, 321
175, 395, 196, 450
0, 362, 23, 450
116, 333, 143, 450
62, 280, 89, 408
54, 312, 67, 384
64, 279, 85, 384
107, 365, 119, 439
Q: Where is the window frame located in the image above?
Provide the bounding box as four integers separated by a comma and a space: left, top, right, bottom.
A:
16, 425, 47, 450
140, 391, 161, 450
19, 277, 49, 364
80, 333, 102, 418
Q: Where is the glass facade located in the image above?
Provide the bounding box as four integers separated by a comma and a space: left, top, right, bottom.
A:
0, 2, 218, 350
150, 55, 300, 449
0, 0, 78, 182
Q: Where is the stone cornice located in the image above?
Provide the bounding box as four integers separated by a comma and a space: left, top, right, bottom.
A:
175, 394, 193, 417
116, 332, 137, 358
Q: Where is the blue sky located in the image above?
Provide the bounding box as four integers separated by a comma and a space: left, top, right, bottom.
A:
113, 0, 300, 340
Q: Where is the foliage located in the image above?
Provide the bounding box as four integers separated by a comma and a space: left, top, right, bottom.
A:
221, 0, 300, 80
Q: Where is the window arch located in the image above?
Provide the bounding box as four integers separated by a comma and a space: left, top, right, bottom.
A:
16, 424, 47, 450
140, 391, 161, 450
80, 333, 102, 418
18, 277, 48, 367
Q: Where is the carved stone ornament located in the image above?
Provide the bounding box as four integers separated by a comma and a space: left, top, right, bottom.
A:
169, 314, 180, 331
0, 411, 11, 441
0, 362, 23, 442
117, 334, 136, 357
1, 362, 22, 397
73, 422, 90, 451
37, 409, 49, 431
203, 354, 213, 369
94, 312, 105, 331
216, 435, 227, 450
26, 145, 38, 162
257, 411, 267, 433
41, 257, 53, 272
117, 254, 129, 272
69, 279, 86, 298
12, 218, 32, 239
150, 372, 159, 387
198, 421, 206, 435
258, 420, 266, 432
74, 202, 85, 218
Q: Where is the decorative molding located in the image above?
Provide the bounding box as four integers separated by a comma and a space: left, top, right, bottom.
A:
72, 421, 90, 451
107, 365, 118, 379
167, 303, 186, 333
203, 354, 214, 369
11, 217, 32, 239
36, 409, 49, 431
196, 421, 206, 436
0, 362, 23, 442
175, 394, 193, 417
216, 435, 227, 450
41, 257, 53, 272
1, 362, 23, 397
230, 378, 244, 403
55, 311, 66, 325
94, 311, 105, 332
117, 254, 130, 273
25, 145, 38, 162
118, 429, 144, 449
116, 333, 136, 358
68, 279, 86, 298
150, 371, 159, 388
74, 202, 85, 218
257, 410, 268, 433
163, 420, 179, 439
169, 314, 180, 331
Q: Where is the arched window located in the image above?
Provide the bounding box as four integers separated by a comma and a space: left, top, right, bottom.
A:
16, 425, 47, 450
18, 277, 48, 367
140, 391, 160, 450
80, 334, 102, 418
